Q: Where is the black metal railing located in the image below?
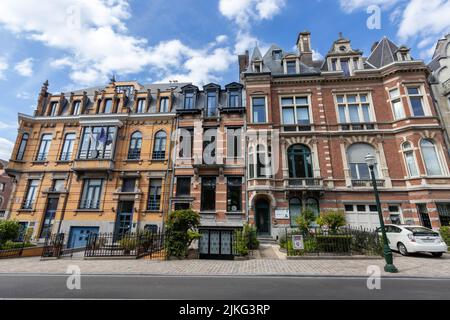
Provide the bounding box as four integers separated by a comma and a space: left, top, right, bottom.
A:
288, 178, 323, 187
84, 231, 167, 259
21, 200, 34, 210
282, 226, 383, 257
60, 152, 72, 161
152, 151, 165, 160
77, 150, 112, 160
79, 199, 101, 210
351, 179, 385, 187
147, 199, 161, 211
127, 149, 141, 160
41, 233, 83, 259
35, 153, 48, 161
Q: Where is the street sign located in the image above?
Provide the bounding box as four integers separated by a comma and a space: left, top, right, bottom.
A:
275, 209, 289, 219
292, 235, 304, 250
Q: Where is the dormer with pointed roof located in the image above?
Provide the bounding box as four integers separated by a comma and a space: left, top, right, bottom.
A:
322, 33, 364, 76
366, 37, 413, 69
250, 46, 264, 73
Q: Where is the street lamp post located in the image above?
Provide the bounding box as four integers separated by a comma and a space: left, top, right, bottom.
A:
365, 154, 398, 273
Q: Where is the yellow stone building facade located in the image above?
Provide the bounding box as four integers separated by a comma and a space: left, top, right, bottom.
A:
6, 80, 183, 246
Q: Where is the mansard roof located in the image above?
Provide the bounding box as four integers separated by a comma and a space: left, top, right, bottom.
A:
366, 37, 411, 68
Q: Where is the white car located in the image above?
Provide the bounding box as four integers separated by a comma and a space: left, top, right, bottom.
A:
377, 225, 448, 257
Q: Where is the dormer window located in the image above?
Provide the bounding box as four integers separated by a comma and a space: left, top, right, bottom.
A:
136, 99, 146, 113
184, 92, 194, 109
104, 99, 113, 113
206, 91, 217, 117
160, 97, 169, 112
229, 90, 240, 108
341, 59, 350, 76
273, 50, 282, 60
49, 102, 58, 116
253, 62, 262, 73
339, 46, 347, 52
331, 59, 337, 71
286, 60, 297, 74
72, 101, 81, 115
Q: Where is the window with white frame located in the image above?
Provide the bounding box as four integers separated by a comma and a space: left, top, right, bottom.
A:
60, 133, 76, 161
402, 142, 419, 177
286, 60, 296, 74
252, 97, 267, 123
281, 96, 311, 131
389, 88, 406, 120
80, 179, 103, 209
136, 99, 146, 113
420, 139, 443, 176
407, 86, 426, 117
347, 143, 378, 180
36, 134, 52, 161
336, 93, 373, 127
23, 179, 39, 209
160, 97, 169, 113
72, 101, 81, 115
49, 102, 58, 116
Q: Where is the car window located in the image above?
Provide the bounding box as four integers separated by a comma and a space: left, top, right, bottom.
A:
405, 227, 438, 236
392, 226, 402, 233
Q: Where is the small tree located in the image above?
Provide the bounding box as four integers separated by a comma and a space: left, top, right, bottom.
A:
0, 220, 20, 245
295, 208, 315, 235
440, 226, 450, 246
165, 209, 201, 258
316, 210, 346, 233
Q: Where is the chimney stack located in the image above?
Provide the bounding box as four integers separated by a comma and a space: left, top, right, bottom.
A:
238, 50, 249, 78
297, 31, 313, 66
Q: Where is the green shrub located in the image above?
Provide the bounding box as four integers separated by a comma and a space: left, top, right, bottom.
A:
234, 224, 259, 256
316, 210, 346, 232
295, 208, 316, 234
119, 237, 138, 254
316, 235, 352, 253
0, 240, 36, 250
165, 209, 201, 258
0, 220, 20, 245
440, 226, 450, 247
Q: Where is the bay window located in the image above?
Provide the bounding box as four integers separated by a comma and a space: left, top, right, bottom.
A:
389, 88, 406, 119
407, 87, 425, 117
420, 139, 443, 176
78, 126, 116, 159
336, 94, 373, 129
402, 142, 419, 177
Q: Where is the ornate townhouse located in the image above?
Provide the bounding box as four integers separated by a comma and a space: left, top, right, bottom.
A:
0, 159, 15, 220
429, 34, 450, 154
240, 32, 450, 238
6, 79, 181, 247
171, 83, 246, 258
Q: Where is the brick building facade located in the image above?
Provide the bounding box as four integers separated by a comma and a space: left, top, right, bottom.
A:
241, 32, 450, 238
6, 80, 180, 246
0, 160, 14, 220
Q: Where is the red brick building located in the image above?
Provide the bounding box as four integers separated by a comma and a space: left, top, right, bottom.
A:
240, 32, 450, 238
0, 159, 15, 220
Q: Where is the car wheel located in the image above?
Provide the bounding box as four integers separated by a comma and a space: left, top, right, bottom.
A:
397, 242, 408, 256
431, 252, 443, 258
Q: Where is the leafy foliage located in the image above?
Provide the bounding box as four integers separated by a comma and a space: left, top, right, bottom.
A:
316, 210, 346, 232
234, 224, 259, 256
440, 226, 450, 247
0, 220, 20, 245
165, 209, 201, 258
294, 208, 316, 234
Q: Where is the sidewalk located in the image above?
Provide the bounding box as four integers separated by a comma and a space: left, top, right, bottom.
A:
0, 254, 449, 278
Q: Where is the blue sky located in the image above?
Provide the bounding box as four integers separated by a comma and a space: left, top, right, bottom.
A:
0, 0, 450, 158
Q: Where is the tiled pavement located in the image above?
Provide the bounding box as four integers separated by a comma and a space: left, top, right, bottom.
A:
0, 254, 449, 278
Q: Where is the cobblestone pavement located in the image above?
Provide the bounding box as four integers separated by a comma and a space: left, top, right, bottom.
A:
0, 253, 449, 278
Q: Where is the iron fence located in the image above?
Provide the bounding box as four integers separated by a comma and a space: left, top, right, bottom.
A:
282, 226, 383, 257
84, 231, 167, 259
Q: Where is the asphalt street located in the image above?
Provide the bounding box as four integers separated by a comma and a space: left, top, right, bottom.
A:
0, 274, 449, 300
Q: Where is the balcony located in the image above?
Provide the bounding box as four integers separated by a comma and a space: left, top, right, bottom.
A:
443, 78, 450, 95
127, 149, 141, 160
351, 179, 385, 188
79, 199, 101, 210
176, 107, 201, 115
73, 150, 114, 174
287, 178, 324, 189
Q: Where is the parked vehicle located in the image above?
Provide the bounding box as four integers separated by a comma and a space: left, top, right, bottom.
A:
376, 225, 448, 257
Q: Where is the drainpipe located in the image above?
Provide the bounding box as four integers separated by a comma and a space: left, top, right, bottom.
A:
56, 171, 73, 234
164, 115, 178, 232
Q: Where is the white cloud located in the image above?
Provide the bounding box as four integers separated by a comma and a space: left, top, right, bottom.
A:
16, 92, 31, 100
0, 57, 8, 80
0, 137, 14, 160
0, 121, 16, 130
339, 0, 402, 13
14, 58, 34, 77
219, 0, 286, 53
0, 0, 235, 86
312, 49, 324, 60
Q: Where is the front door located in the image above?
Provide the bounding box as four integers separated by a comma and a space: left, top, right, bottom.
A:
255, 199, 270, 235
40, 197, 59, 239
199, 229, 234, 260
68, 227, 99, 249
115, 201, 134, 237
418, 204, 432, 229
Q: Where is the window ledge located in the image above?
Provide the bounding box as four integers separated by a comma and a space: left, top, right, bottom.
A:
55, 160, 73, 164
226, 211, 244, 215
144, 210, 162, 214
75, 209, 103, 213
17, 209, 35, 213
124, 159, 142, 163
32, 161, 49, 165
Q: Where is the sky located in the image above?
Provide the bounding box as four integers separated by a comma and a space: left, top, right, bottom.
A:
0, 0, 450, 159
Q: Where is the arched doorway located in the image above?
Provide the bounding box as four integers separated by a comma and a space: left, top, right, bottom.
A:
255, 198, 270, 235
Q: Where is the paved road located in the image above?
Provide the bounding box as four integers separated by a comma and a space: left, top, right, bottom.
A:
0, 274, 449, 300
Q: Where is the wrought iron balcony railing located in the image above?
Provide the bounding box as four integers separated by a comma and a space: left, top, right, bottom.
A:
78, 150, 112, 160
79, 199, 101, 210
127, 149, 141, 160
288, 178, 323, 188
351, 179, 385, 188
152, 151, 166, 160
147, 199, 161, 211
59, 152, 72, 161
21, 199, 35, 210
35, 153, 48, 161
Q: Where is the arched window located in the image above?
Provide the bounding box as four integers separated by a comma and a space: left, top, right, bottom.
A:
16, 133, 29, 160
347, 143, 377, 179
402, 142, 419, 177
128, 132, 142, 160
287, 144, 312, 178
420, 139, 443, 176
152, 131, 166, 160
306, 198, 319, 218
289, 198, 302, 226
60, 133, 76, 161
